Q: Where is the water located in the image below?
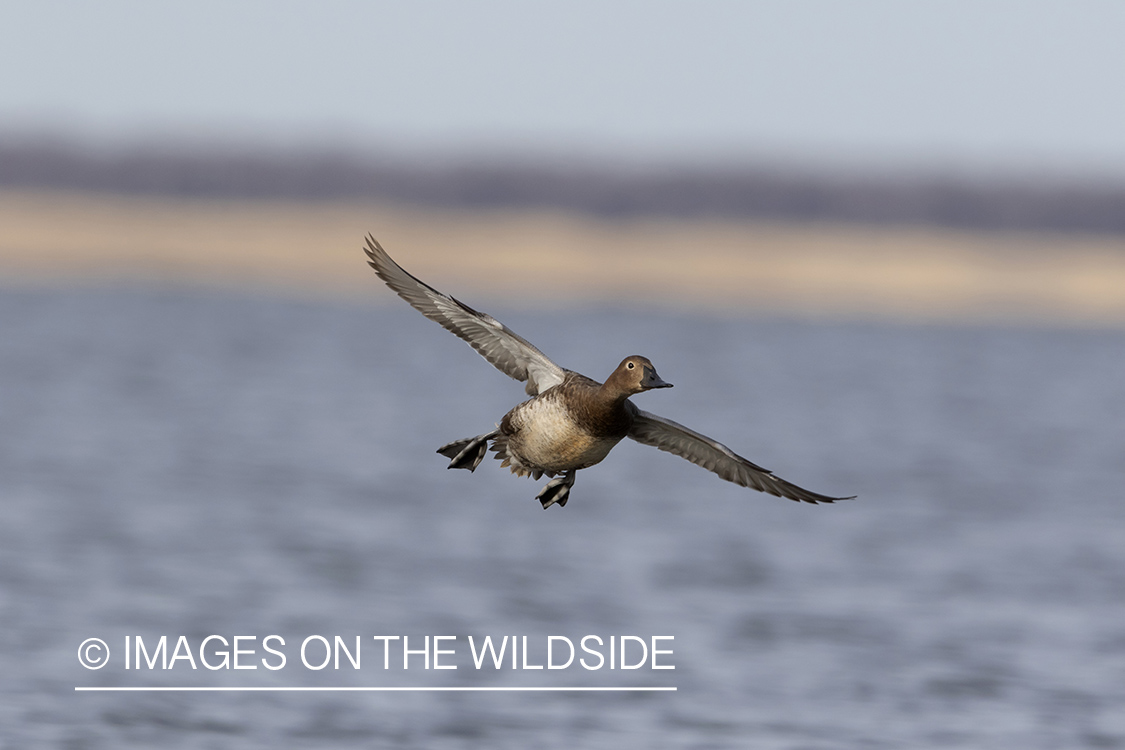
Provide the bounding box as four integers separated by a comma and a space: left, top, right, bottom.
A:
1, 286, 1123, 748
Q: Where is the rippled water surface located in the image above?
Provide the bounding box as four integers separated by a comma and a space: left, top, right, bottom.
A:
2, 287, 1124, 748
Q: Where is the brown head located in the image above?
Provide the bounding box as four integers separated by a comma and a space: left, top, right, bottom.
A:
602, 356, 673, 398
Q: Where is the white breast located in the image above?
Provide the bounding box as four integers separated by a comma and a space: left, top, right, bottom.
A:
506, 397, 623, 474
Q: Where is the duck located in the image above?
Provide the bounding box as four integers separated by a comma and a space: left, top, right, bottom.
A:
364, 236, 855, 509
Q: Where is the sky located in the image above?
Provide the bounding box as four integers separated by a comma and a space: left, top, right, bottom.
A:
2, 0, 1124, 178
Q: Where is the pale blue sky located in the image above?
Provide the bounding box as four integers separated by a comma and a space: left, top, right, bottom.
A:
2, 1, 1123, 177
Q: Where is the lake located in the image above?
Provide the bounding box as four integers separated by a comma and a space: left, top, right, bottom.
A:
2, 286, 1123, 748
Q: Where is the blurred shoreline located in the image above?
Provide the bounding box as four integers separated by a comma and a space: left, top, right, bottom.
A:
3, 188, 1125, 328
4, 140, 1125, 235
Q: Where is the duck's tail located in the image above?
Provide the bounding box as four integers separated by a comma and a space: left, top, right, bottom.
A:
488, 434, 546, 480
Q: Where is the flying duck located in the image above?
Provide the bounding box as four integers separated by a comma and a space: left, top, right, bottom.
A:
364, 236, 854, 509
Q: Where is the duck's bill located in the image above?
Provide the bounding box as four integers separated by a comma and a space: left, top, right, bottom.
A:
642, 367, 673, 389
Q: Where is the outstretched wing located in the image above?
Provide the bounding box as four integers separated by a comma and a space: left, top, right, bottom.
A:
364, 236, 566, 396
627, 408, 855, 504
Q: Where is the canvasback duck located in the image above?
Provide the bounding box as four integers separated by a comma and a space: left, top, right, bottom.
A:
364, 236, 855, 509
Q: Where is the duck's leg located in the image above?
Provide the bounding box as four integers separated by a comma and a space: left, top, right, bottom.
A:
437, 429, 499, 472
536, 470, 576, 509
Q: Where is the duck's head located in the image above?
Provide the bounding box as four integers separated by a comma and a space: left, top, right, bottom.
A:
605, 355, 673, 396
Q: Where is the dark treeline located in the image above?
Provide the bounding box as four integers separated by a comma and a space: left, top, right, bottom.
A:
3, 141, 1125, 235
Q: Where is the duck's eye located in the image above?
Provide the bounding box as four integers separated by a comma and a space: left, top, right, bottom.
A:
626, 362, 635, 369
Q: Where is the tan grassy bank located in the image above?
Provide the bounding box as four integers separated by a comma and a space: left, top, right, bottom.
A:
2, 189, 1125, 327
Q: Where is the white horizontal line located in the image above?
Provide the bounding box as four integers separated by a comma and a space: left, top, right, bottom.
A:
75, 686, 676, 692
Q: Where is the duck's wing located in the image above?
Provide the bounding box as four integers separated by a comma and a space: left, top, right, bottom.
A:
627, 408, 855, 504
364, 236, 566, 396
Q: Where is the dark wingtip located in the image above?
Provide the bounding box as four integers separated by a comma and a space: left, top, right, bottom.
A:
816, 494, 858, 505
790, 491, 857, 505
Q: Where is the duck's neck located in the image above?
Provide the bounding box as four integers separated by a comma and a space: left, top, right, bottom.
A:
576, 383, 633, 436
595, 382, 633, 410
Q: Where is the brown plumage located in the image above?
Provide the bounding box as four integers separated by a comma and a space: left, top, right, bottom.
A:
364, 236, 855, 509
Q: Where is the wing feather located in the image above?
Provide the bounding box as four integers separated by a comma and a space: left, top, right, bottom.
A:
627, 408, 854, 504
364, 236, 566, 395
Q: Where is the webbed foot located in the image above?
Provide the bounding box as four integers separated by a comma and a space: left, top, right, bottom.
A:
536, 471, 576, 509
437, 430, 499, 472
